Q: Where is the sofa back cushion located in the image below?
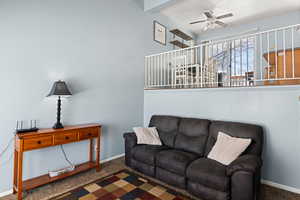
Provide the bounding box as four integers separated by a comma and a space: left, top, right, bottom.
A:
174, 118, 210, 156
205, 121, 264, 156
149, 115, 180, 147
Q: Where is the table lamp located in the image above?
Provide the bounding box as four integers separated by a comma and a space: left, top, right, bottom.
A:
47, 80, 72, 129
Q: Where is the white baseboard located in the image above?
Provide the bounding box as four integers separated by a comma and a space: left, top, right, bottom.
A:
101, 153, 125, 163
0, 189, 13, 198
262, 180, 300, 194
0, 153, 125, 198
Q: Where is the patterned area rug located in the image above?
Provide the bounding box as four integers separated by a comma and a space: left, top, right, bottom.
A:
50, 169, 194, 200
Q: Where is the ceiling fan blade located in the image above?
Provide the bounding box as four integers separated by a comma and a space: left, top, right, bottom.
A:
216, 13, 233, 19
190, 20, 207, 25
215, 21, 227, 27
204, 11, 213, 18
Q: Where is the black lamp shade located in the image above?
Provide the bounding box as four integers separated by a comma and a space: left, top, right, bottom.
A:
47, 80, 72, 129
47, 80, 72, 97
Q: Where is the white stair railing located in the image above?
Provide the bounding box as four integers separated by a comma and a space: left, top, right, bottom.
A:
145, 24, 300, 89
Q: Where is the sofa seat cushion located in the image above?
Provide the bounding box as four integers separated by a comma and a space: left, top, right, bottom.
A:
187, 158, 229, 192
132, 145, 169, 165
156, 150, 198, 175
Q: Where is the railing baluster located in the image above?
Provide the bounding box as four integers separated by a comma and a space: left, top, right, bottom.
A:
267, 32, 270, 81
169, 52, 171, 87
165, 53, 167, 86
153, 56, 155, 86
240, 39, 242, 87
161, 54, 163, 87
153, 56, 158, 87
200, 45, 203, 88
150, 56, 152, 87
253, 36, 257, 85
174, 50, 177, 87
260, 33, 263, 81
191, 48, 194, 87
275, 30, 278, 80
283, 29, 286, 79
195, 47, 198, 87
216, 43, 219, 87
163, 54, 164, 86
153, 56, 155, 87
152, 56, 154, 87
184, 49, 187, 87
157, 55, 160, 87
149, 56, 151, 88
165, 53, 169, 87
156, 55, 158, 86
161, 53, 166, 87
171, 52, 173, 87
209, 43, 212, 87
212, 44, 215, 88
150, 56, 152, 88
246, 38, 249, 86
228, 41, 231, 87
160, 54, 162, 87
292, 27, 295, 78
234, 40, 236, 87
145, 57, 148, 88
160, 54, 162, 86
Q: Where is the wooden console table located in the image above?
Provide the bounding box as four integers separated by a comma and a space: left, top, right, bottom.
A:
13, 124, 101, 200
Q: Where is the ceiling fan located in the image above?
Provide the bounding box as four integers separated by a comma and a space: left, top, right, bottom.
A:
190, 10, 233, 29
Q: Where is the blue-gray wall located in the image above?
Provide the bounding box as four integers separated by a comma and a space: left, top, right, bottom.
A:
0, 0, 177, 193
145, 12, 300, 189
145, 86, 300, 189
144, 0, 175, 12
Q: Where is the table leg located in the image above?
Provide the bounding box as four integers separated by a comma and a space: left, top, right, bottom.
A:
17, 151, 23, 200
96, 131, 100, 172
89, 139, 93, 162
13, 150, 18, 194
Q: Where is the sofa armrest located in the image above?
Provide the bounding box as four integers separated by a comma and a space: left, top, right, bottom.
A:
123, 132, 137, 167
226, 155, 262, 176
123, 132, 137, 148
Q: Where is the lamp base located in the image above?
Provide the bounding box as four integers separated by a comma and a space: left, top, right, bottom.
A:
53, 122, 64, 129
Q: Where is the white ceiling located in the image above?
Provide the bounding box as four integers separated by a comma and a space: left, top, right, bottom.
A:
160, 0, 300, 35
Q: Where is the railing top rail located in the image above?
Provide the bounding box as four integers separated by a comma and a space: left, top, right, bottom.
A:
145, 23, 300, 58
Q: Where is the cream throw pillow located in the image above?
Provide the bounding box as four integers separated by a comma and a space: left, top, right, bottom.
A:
133, 127, 162, 145
208, 132, 251, 165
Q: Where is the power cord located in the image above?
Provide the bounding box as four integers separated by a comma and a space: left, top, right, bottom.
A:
0, 152, 14, 166
0, 137, 14, 167
60, 145, 74, 167
0, 137, 14, 158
